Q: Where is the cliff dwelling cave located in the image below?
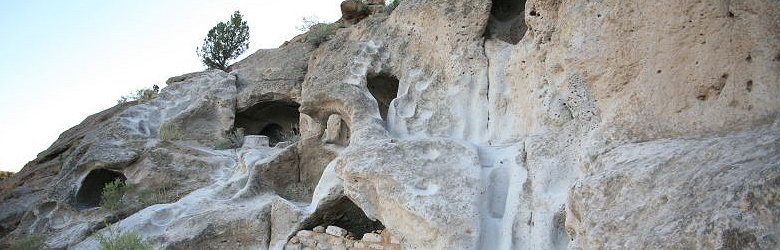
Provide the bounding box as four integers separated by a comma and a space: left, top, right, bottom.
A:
74, 169, 126, 209
486, 0, 527, 44
301, 196, 385, 240
367, 74, 399, 122
235, 100, 301, 146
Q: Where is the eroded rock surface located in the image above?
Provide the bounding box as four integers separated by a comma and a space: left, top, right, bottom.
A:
1, 0, 779, 249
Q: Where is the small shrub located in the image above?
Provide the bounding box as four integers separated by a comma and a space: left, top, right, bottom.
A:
295, 15, 339, 46
296, 16, 321, 32
137, 185, 183, 207
304, 23, 340, 45
0, 171, 14, 182
96, 226, 152, 250
215, 128, 245, 150
10, 235, 46, 250
117, 85, 160, 104
100, 179, 127, 211
160, 123, 186, 141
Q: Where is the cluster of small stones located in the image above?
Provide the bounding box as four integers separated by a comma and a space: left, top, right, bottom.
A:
285, 226, 401, 250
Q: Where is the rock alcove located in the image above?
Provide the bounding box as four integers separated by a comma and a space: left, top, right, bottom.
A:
301, 196, 385, 239
486, 0, 527, 44
235, 100, 301, 146
74, 169, 126, 209
367, 74, 399, 122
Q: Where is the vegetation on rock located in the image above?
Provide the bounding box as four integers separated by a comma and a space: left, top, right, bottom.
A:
304, 23, 340, 46
160, 123, 186, 141
296, 16, 322, 32
197, 11, 250, 70
215, 127, 245, 149
0, 171, 13, 181
100, 179, 127, 211
117, 85, 159, 104
137, 185, 183, 207
96, 225, 151, 250
10, 235, 46, 250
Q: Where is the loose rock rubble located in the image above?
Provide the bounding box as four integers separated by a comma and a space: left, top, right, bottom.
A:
286, 226, 401, 250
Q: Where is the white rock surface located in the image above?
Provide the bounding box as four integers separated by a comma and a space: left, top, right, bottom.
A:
326, 226, 348, 237
338, 138, 482, 249
244, 135, 271, 148
362, 233, 382, 242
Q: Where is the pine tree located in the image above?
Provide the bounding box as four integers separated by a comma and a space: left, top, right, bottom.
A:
197, 11, 250, 70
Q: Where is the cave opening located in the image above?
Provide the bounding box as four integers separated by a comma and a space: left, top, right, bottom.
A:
367, 74, 399, 122
75, 169, 126, 209
485, 0, 527, 44
301, 196, 385, 239
236, 100, 301, 146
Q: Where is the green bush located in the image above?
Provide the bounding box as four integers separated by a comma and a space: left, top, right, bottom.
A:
160, 123, 186, 141
117, 85, 160, 104
96, 226, 152, 250
215, 128, 245, 149
10, 235, 45, 250
304, 23, 339, 46
197, 11, 250, 70
100, 179, 127, 211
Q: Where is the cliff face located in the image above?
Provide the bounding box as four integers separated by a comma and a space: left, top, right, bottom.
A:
1, 0, 779, 249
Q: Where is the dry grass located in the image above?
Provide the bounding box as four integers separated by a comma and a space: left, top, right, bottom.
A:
0, 171, 15, 195
0, 171, 14, 180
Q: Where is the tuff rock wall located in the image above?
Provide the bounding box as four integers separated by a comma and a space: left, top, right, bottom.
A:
1, 0, 778, 249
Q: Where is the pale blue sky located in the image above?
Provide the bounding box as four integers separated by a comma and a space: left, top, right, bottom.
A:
0, 0, 344, 171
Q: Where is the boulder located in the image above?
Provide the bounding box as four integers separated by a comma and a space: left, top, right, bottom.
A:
340, 0, 371, 26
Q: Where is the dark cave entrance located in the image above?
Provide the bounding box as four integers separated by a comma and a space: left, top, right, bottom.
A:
302, 196, 385, 239
367, 74, 399, 121
259, 124, 285, 142
75, 169, 126, 209
486, 0, 527, 44
235, 100, 301, 146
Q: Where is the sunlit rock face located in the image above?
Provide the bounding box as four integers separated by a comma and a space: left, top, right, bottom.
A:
2, 0, 779, 249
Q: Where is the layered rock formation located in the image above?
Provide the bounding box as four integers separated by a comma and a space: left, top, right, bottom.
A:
1, 0, 778, 249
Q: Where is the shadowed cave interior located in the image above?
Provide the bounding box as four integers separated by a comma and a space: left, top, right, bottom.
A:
74, 169, 126, 209
235, 100, 301, 146
486, 0, 527, 44
301, 196, 385, 239
367, 74, 399, 122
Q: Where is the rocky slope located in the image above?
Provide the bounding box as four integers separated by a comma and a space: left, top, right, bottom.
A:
1, 0, 778, 249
